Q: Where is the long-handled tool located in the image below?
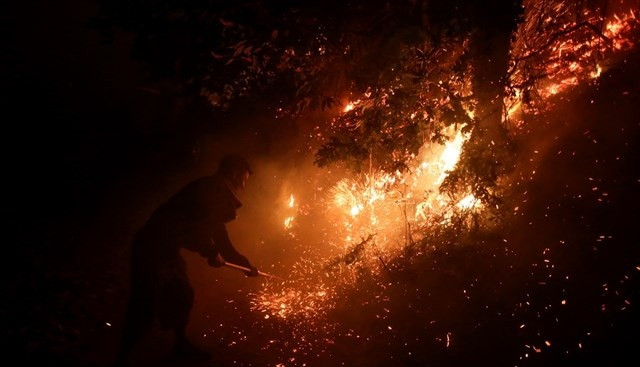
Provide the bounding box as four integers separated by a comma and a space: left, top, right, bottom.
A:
222, 261, 283, 280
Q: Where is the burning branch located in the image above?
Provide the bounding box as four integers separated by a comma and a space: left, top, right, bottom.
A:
324, 234, 376, 270
505, 0, 639, 125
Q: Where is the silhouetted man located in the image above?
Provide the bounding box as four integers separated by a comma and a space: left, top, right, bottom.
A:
115, 154, 259, 366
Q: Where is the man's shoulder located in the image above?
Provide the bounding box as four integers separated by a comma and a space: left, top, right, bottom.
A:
182, 174, 224, 191
189, 174, 235, 200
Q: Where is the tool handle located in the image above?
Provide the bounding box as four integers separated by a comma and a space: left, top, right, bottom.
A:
223, 261, 281, 280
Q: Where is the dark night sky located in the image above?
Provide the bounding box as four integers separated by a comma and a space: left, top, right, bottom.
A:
3, 0, 271, 221
2, 0, 218, 234
4, 0, 140, 212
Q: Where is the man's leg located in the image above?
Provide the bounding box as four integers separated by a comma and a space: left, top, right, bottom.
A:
173, 325, 212, 360
115, 283, 154, 366
166, 280, 211, 360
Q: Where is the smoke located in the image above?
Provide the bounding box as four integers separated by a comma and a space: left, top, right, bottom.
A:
178, 108, 347, 336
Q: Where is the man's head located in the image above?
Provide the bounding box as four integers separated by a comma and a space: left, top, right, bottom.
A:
218, 154, 252, 191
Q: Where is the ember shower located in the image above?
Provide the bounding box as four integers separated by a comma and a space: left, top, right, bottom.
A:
95, 0, 640, 364
251, 0, 638, 323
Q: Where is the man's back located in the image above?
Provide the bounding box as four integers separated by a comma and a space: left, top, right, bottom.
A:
149, 174, 239, 231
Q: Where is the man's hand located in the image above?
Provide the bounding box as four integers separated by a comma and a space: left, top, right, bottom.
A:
208, 256, 224, 268
245, 265, 259, 277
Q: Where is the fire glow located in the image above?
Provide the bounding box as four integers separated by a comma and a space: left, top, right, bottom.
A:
245, 4, 639, 363
261, 126, 478, 320
255, 5, 638, 326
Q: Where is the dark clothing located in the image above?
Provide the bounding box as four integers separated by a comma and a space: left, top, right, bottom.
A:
122, 173, 252, 341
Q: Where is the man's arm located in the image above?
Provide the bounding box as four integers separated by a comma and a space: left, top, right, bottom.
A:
210, 222, 255, 272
